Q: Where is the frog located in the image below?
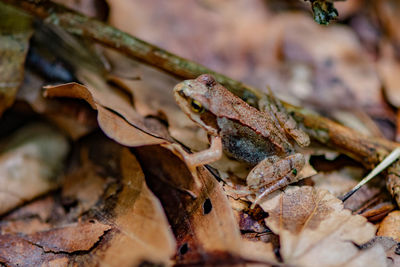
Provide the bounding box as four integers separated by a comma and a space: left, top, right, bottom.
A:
173, 74, 310, 207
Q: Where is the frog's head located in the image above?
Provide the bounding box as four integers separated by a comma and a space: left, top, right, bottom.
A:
173, 74, 219, 135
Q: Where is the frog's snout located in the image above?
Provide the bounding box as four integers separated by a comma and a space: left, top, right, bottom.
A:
173, 82, 185, 96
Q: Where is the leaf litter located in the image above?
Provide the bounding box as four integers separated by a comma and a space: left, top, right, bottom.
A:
1, 0, 400, 266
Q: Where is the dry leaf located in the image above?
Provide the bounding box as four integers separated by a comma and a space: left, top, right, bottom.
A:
0, 220, 110, 264
17, 71, 98, 140
0, 123, 69, 215
379, 42, 400, 108
376, 0, 400, 47
362, 236, 400, 267
312, 167, 362, 197
26, 220, 111, 253
378, 211, 400, 242
3, 195, 62, 223
135, 145, 244, 263
86, 147, 176, 266
0, 234, 68, 266
260, 186, 387, 266
134, 145, 277, 265
61, 154, 108, 218
0, 137, 177, 266
103, 50, 210, 152
277, 14, 383, 115
44, 82, 168, 146
0, 217, 52, 235
2, 1, 399, 266
0, 3, 33, 116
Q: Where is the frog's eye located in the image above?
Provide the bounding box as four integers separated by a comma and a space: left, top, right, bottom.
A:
190, 99, 204, 113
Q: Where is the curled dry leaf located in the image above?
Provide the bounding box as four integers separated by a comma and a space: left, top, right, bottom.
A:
134, 145, 277, 265
17, 70, 98, 140
103, 50, 210, 152
43, 82, 168, 146
0, 123, 69, 215
0, 3, 33, 116
134, 145, 244, 264
260, 186, 387, 266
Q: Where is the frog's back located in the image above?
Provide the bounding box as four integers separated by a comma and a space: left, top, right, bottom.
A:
204, 78, 293, 154
217, 117, 281, 165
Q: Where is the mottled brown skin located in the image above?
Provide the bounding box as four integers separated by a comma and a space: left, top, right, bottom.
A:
174, 74, 309, 207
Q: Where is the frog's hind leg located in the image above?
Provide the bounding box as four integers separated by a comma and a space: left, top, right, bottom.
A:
259, 90, 310, 147
250, 175, 295, 209
247, 153, 305, 209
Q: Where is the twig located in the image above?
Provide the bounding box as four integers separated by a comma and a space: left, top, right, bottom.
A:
288, 106, 398, 168
3, 0, 400, 205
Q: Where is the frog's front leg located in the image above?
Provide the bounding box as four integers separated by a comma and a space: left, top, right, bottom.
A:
181, 135, 223, 168
247, 153, 305, 208
169, 135, 222, 190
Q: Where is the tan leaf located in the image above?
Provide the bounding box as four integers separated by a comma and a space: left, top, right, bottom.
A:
134, 145, 277, 265
3, 195, 60, 223
61, 155, 107, 217
44, 82, 168, 146
0, 140, 177, 266
0, 234, 67, 266
17, 71, 98, 140
0, 218, 52, 235
362, 236, 400, 267
376, 0, 400, 47
0, 3, 33, 116
260, 186, 386, 266
26, 220, 111, 253
47, 70, 166, 139
0, 124, 69, 215
312, 167, 362, 197
378, 42, 400, 108
378, 211, 400, 242
103, 50, 210, 152
97, 105, 165, 147
89, 148, 176, 266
